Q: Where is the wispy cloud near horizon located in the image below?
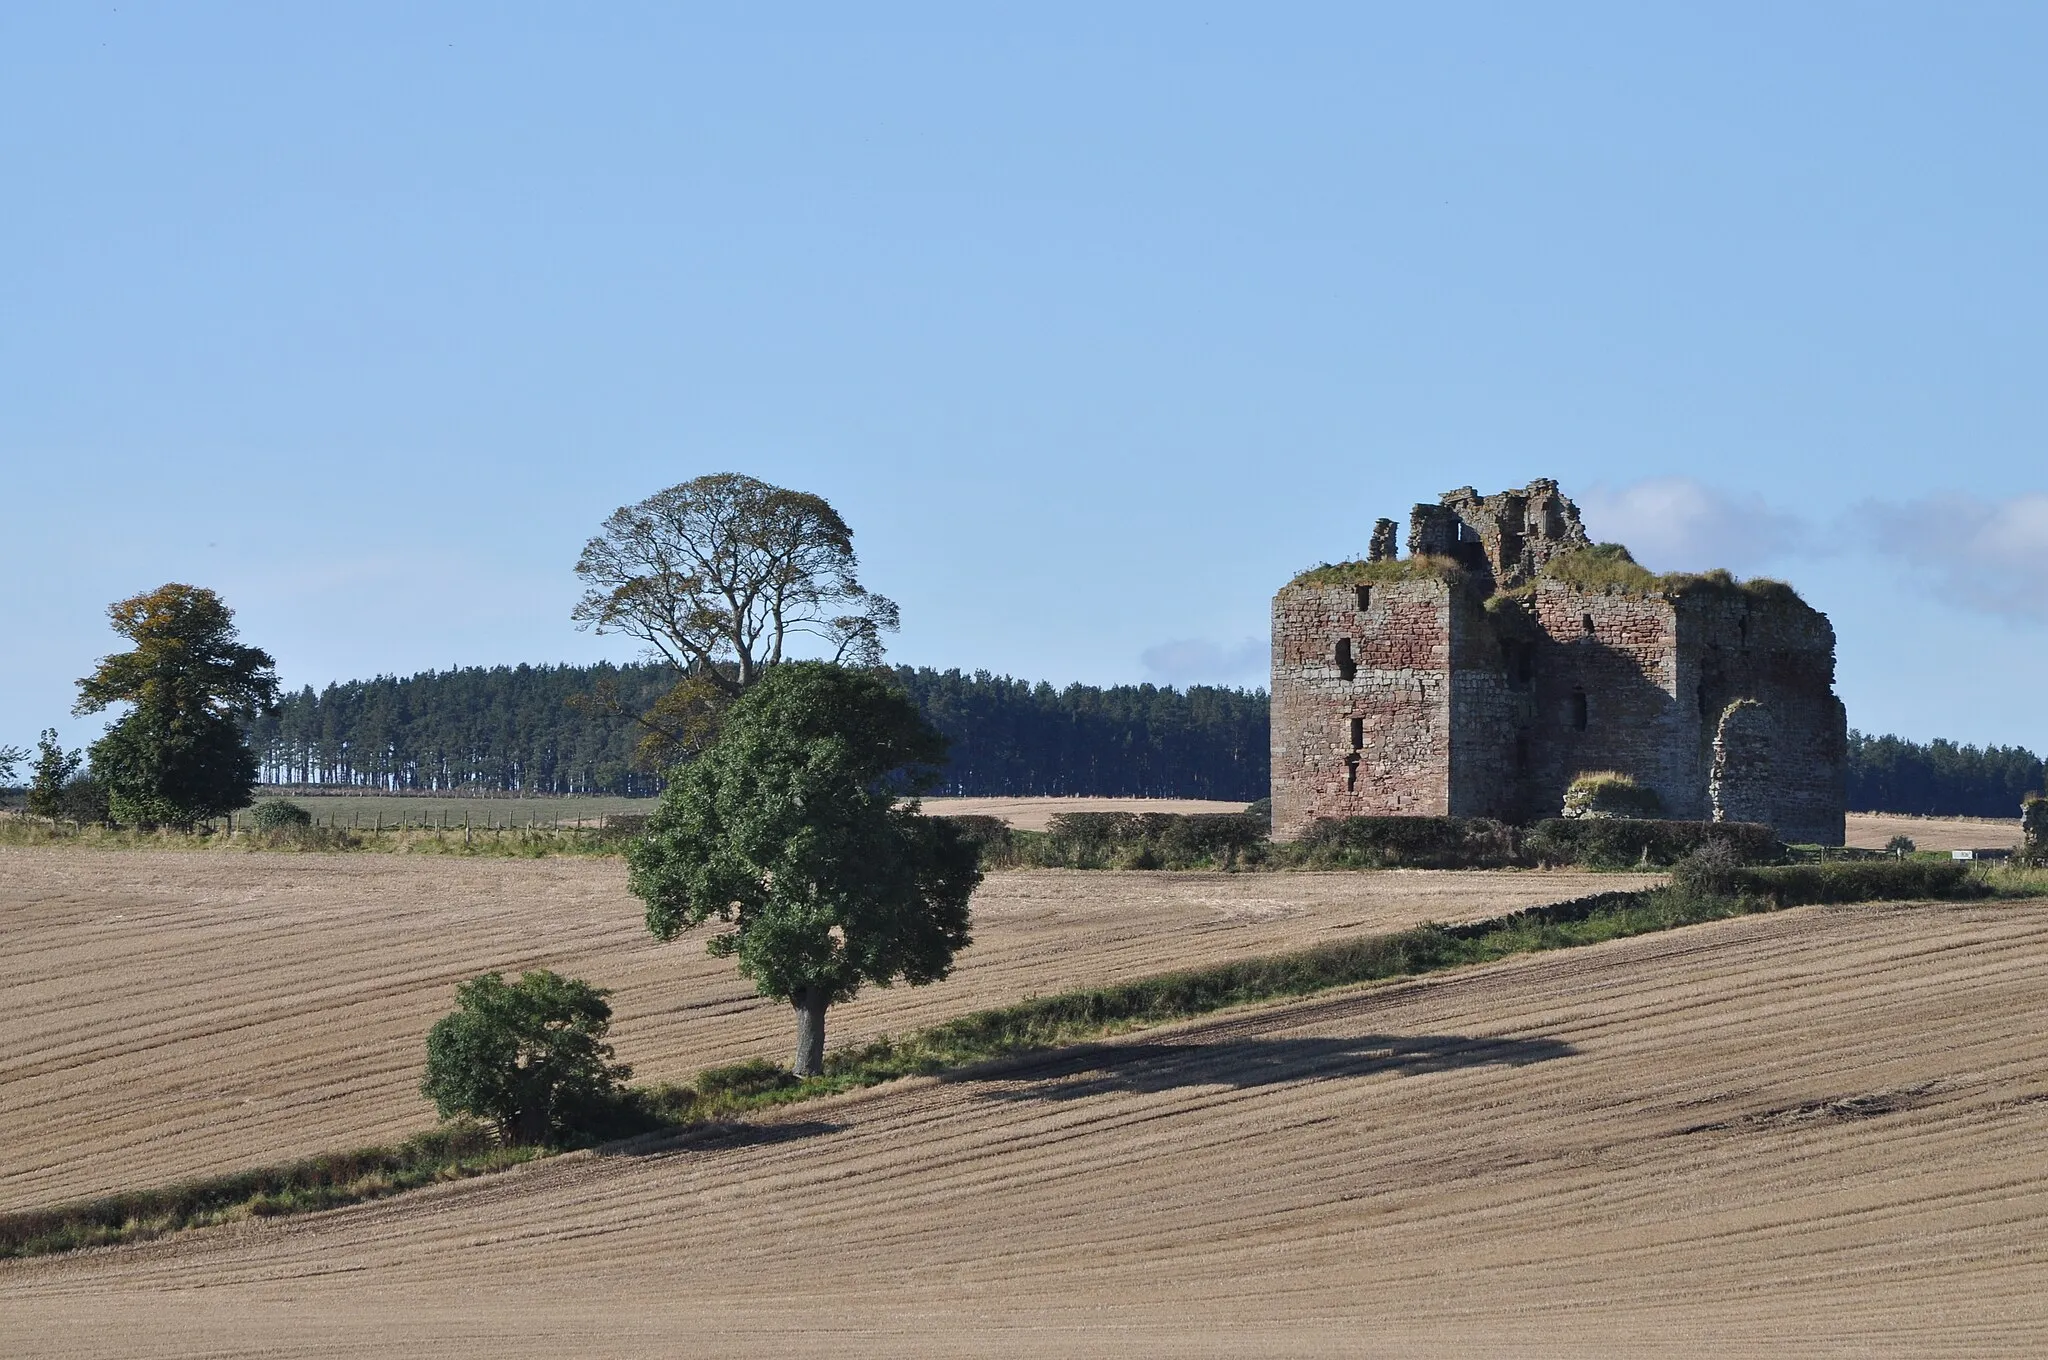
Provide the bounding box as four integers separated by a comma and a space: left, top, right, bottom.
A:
1576, 477, 1809, 574
1139, 636, 1267, 690
1855, 492, 2048, 625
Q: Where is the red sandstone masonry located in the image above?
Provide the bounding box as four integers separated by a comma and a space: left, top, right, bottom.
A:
1272, 481, 1846, 845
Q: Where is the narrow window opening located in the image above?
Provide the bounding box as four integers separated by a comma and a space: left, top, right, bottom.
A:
1738, 615, 1749, 645
1335, 637, 1356, 681
1345, 754, 1360, 791
1581, 613, 1596, 637
1356, 585, 1372, 612
1350, 717, 1364, 749
1571, 689, 1589, 731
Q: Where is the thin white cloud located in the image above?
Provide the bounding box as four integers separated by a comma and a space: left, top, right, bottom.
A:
1857, 492, 2048, 624
1139, 637, 1267, 689
1576, 477, 1808, 574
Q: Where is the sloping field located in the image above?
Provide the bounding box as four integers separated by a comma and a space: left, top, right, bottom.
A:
8, 900, 2046, 1357
0, 848, 1648, 1210
1844, 811, 2022, 851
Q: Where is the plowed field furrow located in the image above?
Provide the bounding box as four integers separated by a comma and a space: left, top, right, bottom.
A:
8, 900, 2047, 1356
0, 848, 1647, 1209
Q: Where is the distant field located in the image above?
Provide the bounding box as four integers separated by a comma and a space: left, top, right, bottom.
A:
1843, 811, 2022, 851
250, 792, 649, 827
245, 797, 2025, 846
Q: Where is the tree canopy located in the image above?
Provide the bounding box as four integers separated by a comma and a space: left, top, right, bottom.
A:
75, 584, 279, 827
421, 970, 630, 1147
627, 663, 981, 1075
243, 662, 1272, 799
573, 473, 900, 698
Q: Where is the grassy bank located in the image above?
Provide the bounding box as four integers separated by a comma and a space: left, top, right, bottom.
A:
6, 857, 2026, 1261
0, 816, 637, 858
0, 1124, 535, 1258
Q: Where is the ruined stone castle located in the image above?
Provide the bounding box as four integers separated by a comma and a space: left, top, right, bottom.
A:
1269, 479, 1847, 844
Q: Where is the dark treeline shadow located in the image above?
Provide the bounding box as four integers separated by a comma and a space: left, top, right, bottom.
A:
962, 1033, 1577, 1103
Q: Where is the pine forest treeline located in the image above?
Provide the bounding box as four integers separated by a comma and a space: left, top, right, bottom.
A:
1844, 730, 2044, 819
241, 664, 1273, 801
237, 663, 2042, 815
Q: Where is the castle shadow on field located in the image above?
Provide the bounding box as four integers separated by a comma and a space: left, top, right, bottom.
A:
962, 1032, 1576, 1103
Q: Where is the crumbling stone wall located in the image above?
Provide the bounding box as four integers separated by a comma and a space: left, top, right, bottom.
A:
1406, 478, 1592, 590
1269, 577, 1453, 839
1272, 479, 1847, 845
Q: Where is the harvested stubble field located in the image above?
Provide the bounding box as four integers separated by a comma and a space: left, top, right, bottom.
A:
1841, 811, 2023, 851
0, 848, 1651, 1211
7, 899, 2047, 1357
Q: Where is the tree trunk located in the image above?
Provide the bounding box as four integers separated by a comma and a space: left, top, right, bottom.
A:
792, 989, 828, 1077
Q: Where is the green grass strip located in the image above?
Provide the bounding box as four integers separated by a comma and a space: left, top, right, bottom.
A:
5, 859, 2029, 1260
0, 1123, 535, 1259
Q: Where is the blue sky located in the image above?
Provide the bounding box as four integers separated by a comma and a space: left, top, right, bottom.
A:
4, 4, 2044, 755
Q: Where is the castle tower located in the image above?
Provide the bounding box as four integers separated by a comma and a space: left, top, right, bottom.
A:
1270, 479, 1846, 844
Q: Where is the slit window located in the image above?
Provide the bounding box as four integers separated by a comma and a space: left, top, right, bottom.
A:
1571, 689, 1589, 731
1350, 717, 1364, 749
1345, 754, 1360, 791
1335, 638, 1356, 681
1356, 585, 1372, 612
1581, 613, 1596, 637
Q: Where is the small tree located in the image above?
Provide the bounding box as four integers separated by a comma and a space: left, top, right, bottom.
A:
74, 584, 279, 828
26, 730, 81, 819
0, 743, 27, 786
1885, 834, 1916, 858
628, 662, 982, 1076
421, 970, 631, 1146
250, 799, 313, 831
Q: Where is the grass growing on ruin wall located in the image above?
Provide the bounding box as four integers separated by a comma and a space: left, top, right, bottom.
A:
1534, 543, 1804, 606
6, 857, 2026, 1261
1288, 554, 1467, 590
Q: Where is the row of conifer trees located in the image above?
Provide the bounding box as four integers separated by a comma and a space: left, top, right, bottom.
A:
236, 661, 2040, 814
240, 664, 1274, 801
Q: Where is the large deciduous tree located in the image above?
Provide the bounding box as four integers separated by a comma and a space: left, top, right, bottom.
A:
74, 584, 279, 828
571, 475, 900, 767
627, 662, 981, 1076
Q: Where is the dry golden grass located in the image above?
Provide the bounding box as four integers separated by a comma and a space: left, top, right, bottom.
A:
1843, 811, 2022, 851
7, 899, 2046, 1357
0, 847, 1648, 1211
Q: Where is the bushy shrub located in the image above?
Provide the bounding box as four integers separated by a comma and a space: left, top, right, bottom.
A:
52, 775, 112, 827
1289, 816, 1520, 870
1884, 834, 1917, 857
1559, 771, 1664, 820
1040, 811, 1267, 869
421, 970, 632, 1147
250, 799, 313, 831
936, 814, 1015, 864
1727, 859, 1986, 905
1670, 839, 1745, 897
1524, 818, 1779, 869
